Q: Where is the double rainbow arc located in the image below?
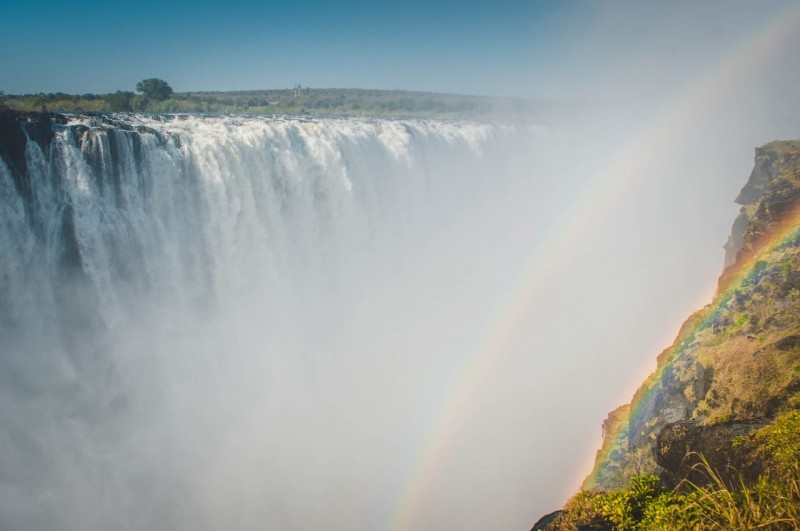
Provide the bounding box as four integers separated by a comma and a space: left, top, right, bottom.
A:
387, 4, 800, 529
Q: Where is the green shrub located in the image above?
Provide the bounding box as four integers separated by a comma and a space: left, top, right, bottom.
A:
756, 410, 800, 469
556, 411, 800, 530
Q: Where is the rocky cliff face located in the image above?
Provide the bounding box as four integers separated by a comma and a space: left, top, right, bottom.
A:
725, 141, 800, 266
0, 109, 58, 202
584, 140, 800, 491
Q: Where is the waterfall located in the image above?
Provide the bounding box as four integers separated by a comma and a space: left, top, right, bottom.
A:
0, 113, 545, 530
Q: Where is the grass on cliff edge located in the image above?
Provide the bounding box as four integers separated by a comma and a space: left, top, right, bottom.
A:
552, 410, 800, 530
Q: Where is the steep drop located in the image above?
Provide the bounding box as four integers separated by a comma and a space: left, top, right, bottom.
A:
585, 140, 800, 491
0, 111, 544, 530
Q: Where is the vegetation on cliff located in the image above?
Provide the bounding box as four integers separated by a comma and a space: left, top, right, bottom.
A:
536, 141, 800, 529
549, 410, 800, 530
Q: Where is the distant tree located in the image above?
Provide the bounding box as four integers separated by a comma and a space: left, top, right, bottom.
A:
0, 91, 6, 108
135, 78, 173, 101
105, 90, 135, 111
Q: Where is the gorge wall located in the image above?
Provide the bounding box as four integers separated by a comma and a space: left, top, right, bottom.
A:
584, 140, 800, 491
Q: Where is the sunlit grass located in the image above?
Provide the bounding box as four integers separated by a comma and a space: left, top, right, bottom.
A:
552, 411, 800, 530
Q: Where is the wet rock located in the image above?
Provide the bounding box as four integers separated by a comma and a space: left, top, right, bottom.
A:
0, 109, 58, 204
0, 108, 32, 181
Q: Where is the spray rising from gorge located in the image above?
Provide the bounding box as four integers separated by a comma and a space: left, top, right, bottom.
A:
1, 113, 556, 530
2, 91, 796, 529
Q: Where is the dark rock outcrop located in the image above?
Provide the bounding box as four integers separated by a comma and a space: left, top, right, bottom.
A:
655, 419, 768, 489
530, 510, 562, 530
775, 334, 800, 351
0, 109, 65, 207
0, 108, 32, 180
724, 141, 800, 270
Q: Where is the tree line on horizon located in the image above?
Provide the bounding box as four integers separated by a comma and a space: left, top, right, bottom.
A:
1, 78, 175, 113
0, 79, 510, 118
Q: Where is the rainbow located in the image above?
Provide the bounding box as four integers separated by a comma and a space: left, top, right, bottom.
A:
586, 198, 800, 488
387, 4, 800, 530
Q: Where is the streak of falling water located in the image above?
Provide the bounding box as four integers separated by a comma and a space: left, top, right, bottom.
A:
0, 114, 552, 530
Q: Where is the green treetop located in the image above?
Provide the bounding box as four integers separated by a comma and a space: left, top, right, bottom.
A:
135, 78, 173, 101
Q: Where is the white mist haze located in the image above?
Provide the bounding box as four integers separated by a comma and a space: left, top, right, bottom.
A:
0, 116, 560, 530
2, 2, 800, 531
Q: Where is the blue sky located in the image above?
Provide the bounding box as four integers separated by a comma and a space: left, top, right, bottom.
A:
1, 1, 798, 99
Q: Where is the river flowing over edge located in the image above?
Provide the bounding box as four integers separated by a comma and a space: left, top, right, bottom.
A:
0, 113, 550, 531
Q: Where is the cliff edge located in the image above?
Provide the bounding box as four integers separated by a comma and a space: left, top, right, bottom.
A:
584, 140, 800, 492
533, 141, 800, 529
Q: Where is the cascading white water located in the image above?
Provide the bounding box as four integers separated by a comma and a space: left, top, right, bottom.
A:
0, 114, 548, 530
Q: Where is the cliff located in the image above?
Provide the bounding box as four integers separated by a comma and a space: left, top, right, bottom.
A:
582, 141, 800, 492
0, 109, 58, 201
532, 141, 800, 530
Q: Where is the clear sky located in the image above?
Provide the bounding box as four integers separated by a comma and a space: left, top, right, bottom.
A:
1, 0, 797, 100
